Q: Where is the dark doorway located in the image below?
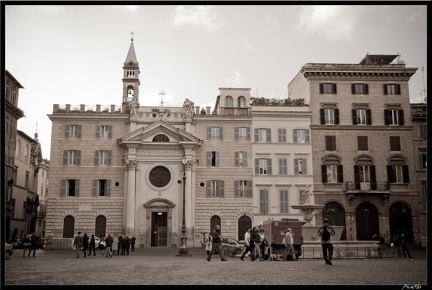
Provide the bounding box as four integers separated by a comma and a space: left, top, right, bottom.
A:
151, 212, 167, 247
389, 202, 413, 242
355, 202, 379, 240
238, 215, 252, 241
322, 202, 347, 240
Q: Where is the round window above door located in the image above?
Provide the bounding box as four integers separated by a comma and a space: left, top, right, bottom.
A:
149, 166, 171, 188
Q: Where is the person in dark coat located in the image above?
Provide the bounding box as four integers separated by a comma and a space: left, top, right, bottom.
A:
82, 233, 89, 258
105, 234, 113, 257
130, 235, 136, 252
88, 234, 96, 256
22, 234, 31, 258
124, 236, 131, 255
28, 233, 39, 257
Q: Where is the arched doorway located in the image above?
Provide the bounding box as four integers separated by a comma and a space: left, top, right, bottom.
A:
355, 202, 379, 240
322, 202, 347, 240
210, 215, 221, 232
238, 215, 252, 241
389, 202, 413, 242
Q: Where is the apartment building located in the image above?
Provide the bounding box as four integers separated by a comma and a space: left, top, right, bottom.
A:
288, 54, 420, 243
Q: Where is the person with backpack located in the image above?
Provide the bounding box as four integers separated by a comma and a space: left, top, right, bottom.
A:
317, 218, 335, 265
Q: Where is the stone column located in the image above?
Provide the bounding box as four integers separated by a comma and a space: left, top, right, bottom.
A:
185, 163, 192, 228
126, 160, 137, 231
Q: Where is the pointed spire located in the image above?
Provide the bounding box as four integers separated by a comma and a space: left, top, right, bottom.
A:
34, 122, 39, 142
125, 32, 138, 64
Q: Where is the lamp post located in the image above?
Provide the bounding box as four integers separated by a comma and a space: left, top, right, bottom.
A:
177, 155, 190, 256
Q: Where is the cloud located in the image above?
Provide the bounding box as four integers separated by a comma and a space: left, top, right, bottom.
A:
171, 5, 225, 30
241, 35, 256, 51
292, 6, 363, 41
265, 16, 280, 27
109, 5, 141, 12
226, 71, 243, 87
384, 5, 427, 24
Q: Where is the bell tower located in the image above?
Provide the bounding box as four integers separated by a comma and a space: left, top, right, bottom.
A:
122, 33, 140, 107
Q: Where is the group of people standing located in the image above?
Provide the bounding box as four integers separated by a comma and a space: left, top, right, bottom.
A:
21, 232, 40, 257
73, 232, 136, 258
240, 226, 269, 261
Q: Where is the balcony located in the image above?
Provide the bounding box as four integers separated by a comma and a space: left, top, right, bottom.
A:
344, 181, 389, 191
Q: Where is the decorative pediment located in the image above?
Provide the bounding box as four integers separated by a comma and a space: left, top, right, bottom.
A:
143, 198, 175, 208
118, 121, 203, 149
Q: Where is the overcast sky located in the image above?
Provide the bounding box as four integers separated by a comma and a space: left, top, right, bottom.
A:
5, 4, 427, 160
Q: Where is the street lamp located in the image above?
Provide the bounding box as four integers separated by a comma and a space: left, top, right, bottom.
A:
177, 155, 190, 256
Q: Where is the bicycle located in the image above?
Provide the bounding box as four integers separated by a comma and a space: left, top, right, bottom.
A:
319, 245, 347, 260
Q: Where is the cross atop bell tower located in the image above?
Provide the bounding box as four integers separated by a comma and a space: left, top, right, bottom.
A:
122, 32, 140, 107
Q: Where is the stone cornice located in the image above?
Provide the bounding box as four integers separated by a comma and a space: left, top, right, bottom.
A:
310, 125, 413, 131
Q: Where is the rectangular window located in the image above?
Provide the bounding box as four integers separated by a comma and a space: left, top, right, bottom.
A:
234, 180, 252, 198
25, 171, 29, 188
94, 150, 112, 166
320, 108, 339, 125
293, 129, 310, 143
384, 84, 401, 95
63, 150, 81, 166
235, 127, 250, 141
351, 83, 369, 95
420, 182, 427, 211
385, 109, 404, 126
355, 109, 367, 125
207, 151, 220, 167
278, 158, 288, 175
419, 124, 427, 139
325, 136, 336, 151
419, 150, 427, 170
357, 136, 369, 151
207, 126, 223, 140
93, 179, 111, 197
61, 179, 80, 197
277, 128, 287, 143
65, 125, 82, 139
96, 125, 112, 139
294, 158, 307, 175
255, 128, 271, 143
358, 165, 371, 182
235, 151, 247, 167
388, 165, 407, 183
255, 158, 272, 175
206, 180, 224, 197
326, 165, 338, 183
320, 83, 337, 94
279, 189, 289, 213
259, 189, 269, 214
389, 136, 401, 151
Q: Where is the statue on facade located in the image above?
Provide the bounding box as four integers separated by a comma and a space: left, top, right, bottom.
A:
183, 98, 194, 119
303, 186, 313, 205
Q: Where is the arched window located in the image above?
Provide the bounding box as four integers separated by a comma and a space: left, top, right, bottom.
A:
152, 134, 170, 142
127, 85, 134, 101
95, 215, 106, 238
225, 96, 233, 108
63, 215, 75, 238
210, 215, 221, 232
354, 155, 376, 190
237, 96, 246, 108
323, 201, 346, 240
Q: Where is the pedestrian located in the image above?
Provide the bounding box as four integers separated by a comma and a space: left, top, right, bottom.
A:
317, 218, 335, 265
124, 236, 131, 255
88, 234, 96, 256
130, 235, 136, 252
259, 228, 269, 261
207, 225, 227, 262
391, 231, 401, 257
28, 233, 38, 257
400, 229, 413, 259
112, 234, 119, 256
105, 234, 113, 257
251, 226, 261, 261
204, 231, 212, 256
240, 228, 255, 261
22, 234, 31, 258
118, 235, 123, 255
73, 232, 83, 258
98, 234, 106, 256
283, 228, 297, 261
82, 233, 89, 258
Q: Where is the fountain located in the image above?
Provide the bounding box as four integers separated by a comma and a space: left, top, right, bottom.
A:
291, 187, 344, 242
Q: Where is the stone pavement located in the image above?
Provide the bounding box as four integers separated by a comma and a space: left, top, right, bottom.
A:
3, 246, 427, 286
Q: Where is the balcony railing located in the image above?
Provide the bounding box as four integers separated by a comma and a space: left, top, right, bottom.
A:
344, 181, 389, 191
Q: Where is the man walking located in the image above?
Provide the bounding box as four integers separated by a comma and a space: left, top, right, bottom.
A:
240, 228, 255, 261
207, 225, 227, 262
283, 228, 297, 261
105, 234, 113, 257
73, 232, 83, 258
317, 218, 335, 265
